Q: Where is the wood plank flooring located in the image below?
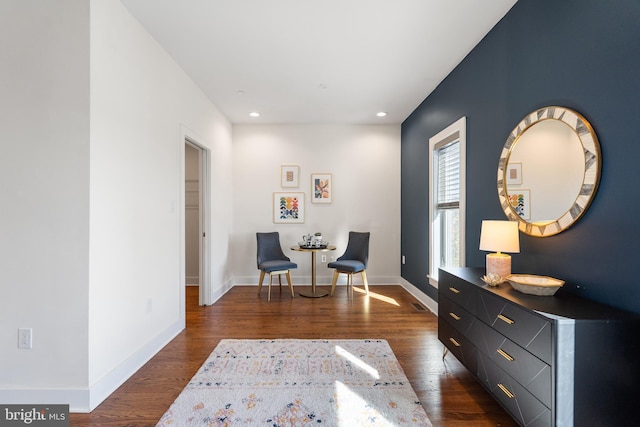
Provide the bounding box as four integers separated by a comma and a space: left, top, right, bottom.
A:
70, 284, 517, 426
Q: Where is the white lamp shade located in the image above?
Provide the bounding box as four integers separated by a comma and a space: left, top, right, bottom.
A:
479, 220, 520, 253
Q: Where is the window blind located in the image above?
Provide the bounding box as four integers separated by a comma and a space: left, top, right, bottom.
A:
436, 140, 460, 210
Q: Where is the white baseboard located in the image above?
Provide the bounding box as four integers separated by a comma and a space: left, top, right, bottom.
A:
0, 388, 90, 413
233, 275, 403, 286
86, 320, 183, 412
205, 278, 234, 305
398, 277, 438, 315
0, 320, 186, 412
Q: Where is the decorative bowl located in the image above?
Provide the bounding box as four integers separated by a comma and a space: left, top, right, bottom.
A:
506, 274, 565, 296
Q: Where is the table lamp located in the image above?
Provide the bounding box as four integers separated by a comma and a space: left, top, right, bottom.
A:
479, 220, 520, 281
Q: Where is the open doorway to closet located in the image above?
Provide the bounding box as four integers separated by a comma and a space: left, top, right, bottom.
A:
184, 139, 210, 306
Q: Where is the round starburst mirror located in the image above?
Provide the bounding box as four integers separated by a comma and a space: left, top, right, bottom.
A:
497, 106, 601, 237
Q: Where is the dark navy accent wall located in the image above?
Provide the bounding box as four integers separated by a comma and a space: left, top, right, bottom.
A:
401, 0, 640, 312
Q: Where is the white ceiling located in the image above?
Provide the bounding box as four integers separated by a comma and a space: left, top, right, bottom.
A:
120, 0, 516, 124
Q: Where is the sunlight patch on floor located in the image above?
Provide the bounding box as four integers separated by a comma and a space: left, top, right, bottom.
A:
353, 287, 400, 306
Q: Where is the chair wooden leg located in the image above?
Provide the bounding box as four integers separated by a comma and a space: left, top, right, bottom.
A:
278, 274, 282, 290
286, 270, 294, 298
330, 270, 340, 296
258, 271, 265, 295
361, 270, 369, 295
348, 273, 353, 299
268, 274, 273, 301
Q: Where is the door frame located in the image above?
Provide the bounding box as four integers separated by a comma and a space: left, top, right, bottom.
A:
180, 126, 212, 326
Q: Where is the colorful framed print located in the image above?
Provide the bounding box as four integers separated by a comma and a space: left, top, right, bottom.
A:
311, 173, 332, 204
280, 165, 299, 188
273, 192, 305, 223
506, 162, 522, 185
508, 189, 530, 220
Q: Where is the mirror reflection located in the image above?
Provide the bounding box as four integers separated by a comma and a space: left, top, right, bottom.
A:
508, 119, 584, 221
497, 106, 601, 237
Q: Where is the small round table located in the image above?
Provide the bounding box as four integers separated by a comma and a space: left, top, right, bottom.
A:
291, 245, 336, 297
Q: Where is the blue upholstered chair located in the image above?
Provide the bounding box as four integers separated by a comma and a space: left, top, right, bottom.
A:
256, 232, 297, 301
328, 231, 370, 296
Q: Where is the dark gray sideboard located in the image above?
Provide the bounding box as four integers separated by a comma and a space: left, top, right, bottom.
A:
438, 267, 640, 427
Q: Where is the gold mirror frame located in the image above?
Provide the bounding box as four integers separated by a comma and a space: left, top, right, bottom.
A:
497, 106, 601, 237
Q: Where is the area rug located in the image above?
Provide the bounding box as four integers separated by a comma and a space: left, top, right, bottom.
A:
156, 339, 432, 426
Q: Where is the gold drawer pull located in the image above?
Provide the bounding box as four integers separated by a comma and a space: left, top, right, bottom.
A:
497, 383, 515, 399
497, 314, 515, 325
449, 312, 461, 321
497, 348, 515, 362
448, 287, 460, 294
448, 337, 461, 347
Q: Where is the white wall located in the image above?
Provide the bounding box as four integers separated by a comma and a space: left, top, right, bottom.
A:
0, 0, 91, 406
88, 0, 233, 410
232, 125, 401, 286
0, 0, 233, 412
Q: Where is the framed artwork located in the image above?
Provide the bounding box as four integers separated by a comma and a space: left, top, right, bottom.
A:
273, 192, 305, 223
311, 173, 332, 203
280, 165, 299, 188
508, 189, 530, 220
506, 162, 523, 185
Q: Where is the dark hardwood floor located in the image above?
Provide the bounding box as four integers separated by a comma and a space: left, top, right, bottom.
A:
70, 284, 517, 426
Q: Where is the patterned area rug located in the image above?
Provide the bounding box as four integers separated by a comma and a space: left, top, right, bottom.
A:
157, 339, 432, 426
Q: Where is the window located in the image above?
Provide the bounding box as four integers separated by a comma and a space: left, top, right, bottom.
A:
428, 117, 466, 287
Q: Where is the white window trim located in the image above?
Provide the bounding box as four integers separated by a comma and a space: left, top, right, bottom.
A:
428, 117, 466, 288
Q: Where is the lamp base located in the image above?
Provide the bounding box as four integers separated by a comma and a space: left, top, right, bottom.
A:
486, 253, 511, 282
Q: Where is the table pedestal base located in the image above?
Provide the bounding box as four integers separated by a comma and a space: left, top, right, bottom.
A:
299, 289, 329, 298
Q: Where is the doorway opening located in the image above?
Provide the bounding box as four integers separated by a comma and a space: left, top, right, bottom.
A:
184, 138, 210, 307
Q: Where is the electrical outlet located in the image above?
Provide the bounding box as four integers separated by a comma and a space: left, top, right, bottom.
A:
18, 328, 32, 349
321, 255, 327, 262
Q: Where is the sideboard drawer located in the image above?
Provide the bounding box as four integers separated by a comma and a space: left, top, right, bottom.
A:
477, 291, 552, 364
477, 353, 551, 427
439, 270, 477, 315
472, 320, 551, 408
438, 316, 477, 373
439, 294, 476, 336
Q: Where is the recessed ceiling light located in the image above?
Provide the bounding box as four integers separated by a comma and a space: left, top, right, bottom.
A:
249, 112, 260, 117
377, 112, 388, 117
